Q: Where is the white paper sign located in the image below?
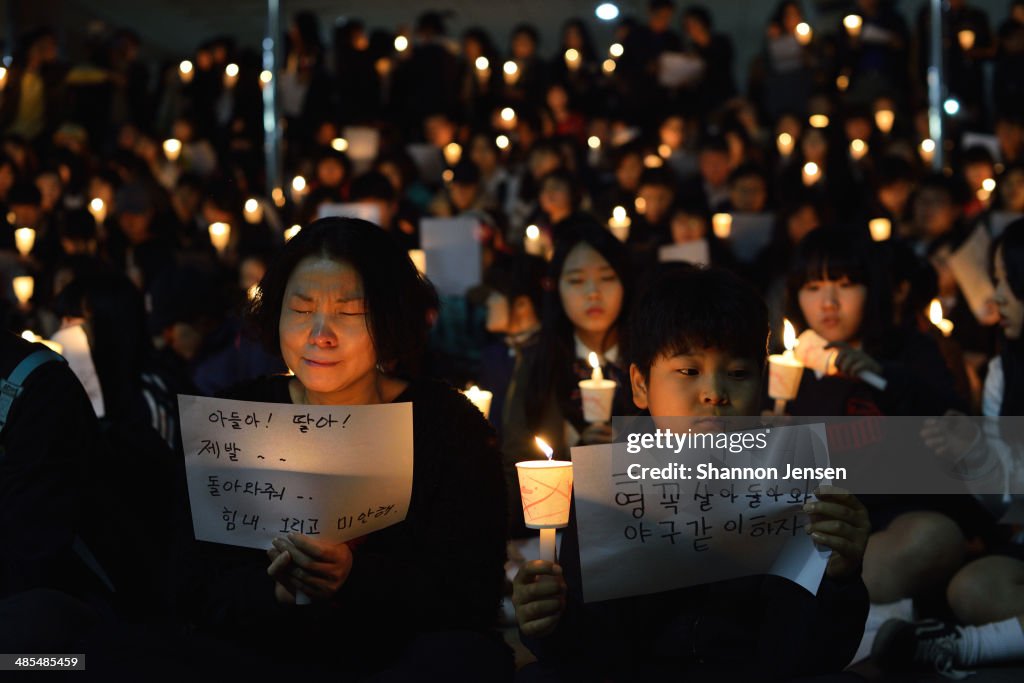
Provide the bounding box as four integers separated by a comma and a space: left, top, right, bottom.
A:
572, 424, 831, 603
948, 225, 998, 322
658, 239, 710, 267
419, 217, 483, 297
50, 323, 105, 418
658, 52, 705, 88
317, 202, 383, 226
178, 395, 413, 550
728, 212, 775, 263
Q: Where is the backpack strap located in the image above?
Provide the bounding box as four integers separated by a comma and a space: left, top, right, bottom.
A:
0, 348, 66, 433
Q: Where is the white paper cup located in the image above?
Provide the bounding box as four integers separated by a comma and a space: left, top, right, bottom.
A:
768, 355, 803, 401
515, 460, 574, 529
579, 379, 616, 423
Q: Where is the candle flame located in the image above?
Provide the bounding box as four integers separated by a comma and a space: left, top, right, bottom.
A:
244, 198, 258, 213
90, 198, 104, 212
612, 206, 626, 221
500, 107, 516, 122
467, 385, 481, 397
929, 299, 944, 326
783, 319, 798, 352
179, 60, 193, 74
284, 225, 301, 242
292, 176, 307, 192
225, 63, 239, 78
21, 330, 37, 342
588, 351, 600, 371
535, 436, 554, 460
610, 43, 624, 58
475, 56, 489, 71
503, 61, 518, 75
526, 225, 540, 240
844, 15, 862, 31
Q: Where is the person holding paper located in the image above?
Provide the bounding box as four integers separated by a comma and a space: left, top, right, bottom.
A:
513, 265, 870, 681
193, 217, 511, 678
521, 217, 634, 458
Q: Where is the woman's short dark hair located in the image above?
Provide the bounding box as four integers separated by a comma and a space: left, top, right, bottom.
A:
248, 217, 438, 378
629, 264, 769, 379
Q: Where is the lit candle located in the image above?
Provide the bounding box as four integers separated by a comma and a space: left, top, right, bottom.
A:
658, 144, 672, 159
919, 138, 936, 164
394, 35, 409, 52
14, 227, 36, 257
243, 198, 263, 224
178, 60, 194, 84
602, 59, 616, 74
88, 198, 107, 225
20, 330, 63, 355
579, 351, 617, 423
163, 138, 182, 162
795, 22, 813, 45
495, 135, 510, 151
463, 385, 493, 419
875, 109, 895, 135
524, 225, 544, 256
836, 73, 850, 92
712, 213, 732, 239
802, 161, 821, 186
284, 224, 302, 242
768, 319, 804, 415
223, 63, 239, 89
777, 132, 795, 157
609, 43, 624, 58
643, 154, 663, 168
247, 284, 260, 302
408, 249, 426, 275
929, 299, 955, 337
868, 217, 892, 241
844, 14, 863, 38
209, 222, 231, 256
331, 137, 349, 152
474, 56, 490, 84
291, 175, 307, 203
516, 437, 573, 563
12, 276, 34, 306
503, 60, 520, 85
272, 188, 286, 208
259, 70, 273, 87
588, 136, 601, 150
608, 206, 631, 242
443, 142, 462, 166
499, 107, 517, 130
958, 29, 976, 51
849, 138, 869, 161
564, 49, 581, 72
809, 114, 829, 129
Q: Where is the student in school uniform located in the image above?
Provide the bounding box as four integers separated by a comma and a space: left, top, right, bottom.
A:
513, 265, 870, 681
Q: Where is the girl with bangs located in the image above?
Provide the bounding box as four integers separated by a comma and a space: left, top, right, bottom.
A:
783, 227, 962, 417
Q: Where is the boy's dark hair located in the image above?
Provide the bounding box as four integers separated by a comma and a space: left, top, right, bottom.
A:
248, 217, 438, 379
628, 264, 768, 379
639, 166, 678, 191
875, 155, 915, 188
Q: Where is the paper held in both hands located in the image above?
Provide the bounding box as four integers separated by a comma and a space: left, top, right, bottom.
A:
572, 424, 832, 603
178, 394, 414, 550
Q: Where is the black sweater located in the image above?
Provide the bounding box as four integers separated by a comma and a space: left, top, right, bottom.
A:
188, 376, 508, 667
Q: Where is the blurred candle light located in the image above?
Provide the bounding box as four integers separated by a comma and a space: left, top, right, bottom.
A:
929, 299, 955, 337
524, 225, 544, 256
178, 60, 193, 83
609, 43, 624, 58
88, 198, 107, 225
602, 59, 617, 74
809, 114, 829, 129
958, 29, 976, 51
272, 187, 286, 207
564, 49, 581, 71
712, 213, 732, 239
463, 385, 492, 419
875, 109, 895, 134
608, 206, 631, 242
795, 22, 813, 45
443, 142, 462, 166
331, 137, 349, 152
21, 330, 62, 354
777, 132, 795, 157
503, 60, 519, 85
12, 276, 34, 305
836, 73, 850, 91
802, 161, 821, 186
588, 136, 601, 150
408, 249, 426, 275
496, 135, 510, 150
14, 227, 35, 257
919, 138, 936, 164
163, 138, 182, 162
247, 284, 260, 302
844, 14, 863, 38
982, 178, 997, 193
658, 143, 672, 158
394, 35, 409, 52
869, 217, 892, 241
442, 169, 454, 184
243, 198, 263, 224
850, 138, 868, 161
475, 56, 490, 72
291, 175, 307, 202
284, 224, 301, 242
500, 107, 517, 130
223, 63, 239, 89
209, 222, 231, 256
643, 154, 663, 168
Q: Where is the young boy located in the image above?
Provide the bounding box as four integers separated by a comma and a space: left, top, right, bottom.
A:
513, 265, 870, 681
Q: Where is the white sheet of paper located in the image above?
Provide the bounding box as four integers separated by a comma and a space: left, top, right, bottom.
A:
406, 143, 445, 184
342, 126, 380, 172
990, 212, 1023, 238
317, 202, 383, 226
572, 424, 831, 603
728, 212, 775, 263
658, 52, 705, 88
948, 225, 997, 322
50, 324, 105, 418
658, 239, 710, 267
419, 217, 483, 297
962, 132, 1002, 163
178, 395, 413, 550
